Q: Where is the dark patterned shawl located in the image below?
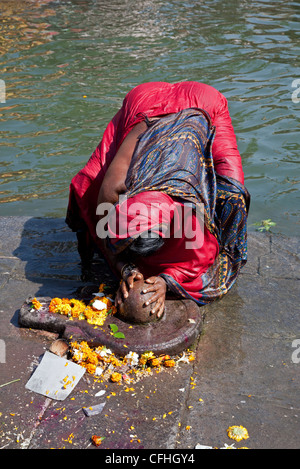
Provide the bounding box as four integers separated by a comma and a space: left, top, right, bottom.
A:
123, 108, 250, 305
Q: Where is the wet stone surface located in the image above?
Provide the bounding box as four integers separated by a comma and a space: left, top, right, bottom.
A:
0, 217, 299, 449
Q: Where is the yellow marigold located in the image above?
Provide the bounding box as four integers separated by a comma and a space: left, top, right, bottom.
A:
109, 356, 122, 367
86, 352, 99, 366
164, 359, 176, 368
32, 298, 42, 310
84, 306, 95, 320
110, 372, 122, 383
86, 308, 107, 326
227, 425, 249, 442
139, 357, 147, 366
85, 363, 97, 374
70, 299, 86, 310
59, 303, 72, 315
70, 304, 84, 318
49, 297, 62, 313
79, 341, 90, 352
139, 351, 155, 366
87, 316, 107, 326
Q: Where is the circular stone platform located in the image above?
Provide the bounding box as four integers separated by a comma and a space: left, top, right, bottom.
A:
19, 295, 203, 356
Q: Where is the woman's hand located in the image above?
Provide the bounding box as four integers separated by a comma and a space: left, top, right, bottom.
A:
115, 268, 143, 305
142, 276, 166, 318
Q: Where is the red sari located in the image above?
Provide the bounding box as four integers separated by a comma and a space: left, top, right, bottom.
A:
66, 82, 248, 305
67, 81, 244, 235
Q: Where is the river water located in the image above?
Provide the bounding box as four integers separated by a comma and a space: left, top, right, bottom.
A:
0, 0, 299, 236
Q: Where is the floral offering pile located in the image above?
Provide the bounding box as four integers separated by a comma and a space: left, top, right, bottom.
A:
32, 283, 116, 327
70, 340, 195, 384
31, 282, 195, 385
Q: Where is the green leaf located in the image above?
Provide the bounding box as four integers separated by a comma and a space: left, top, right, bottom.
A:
109, 324, 118, 333
252, 218, 276, 232
113, 331, 125, 339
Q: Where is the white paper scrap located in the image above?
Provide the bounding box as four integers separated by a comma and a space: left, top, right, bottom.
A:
25, 351, 86, 401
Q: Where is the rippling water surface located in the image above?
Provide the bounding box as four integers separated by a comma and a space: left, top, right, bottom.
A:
0, 0, 299, 235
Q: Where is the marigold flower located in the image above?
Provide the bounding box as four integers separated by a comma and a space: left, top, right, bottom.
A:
87, 353, 99, 366
109, 356, 122, 367
110, 372, 122, 383
164, 359, 176, 367
70, 299, 86, 313
59, 304, 72, 315
70, 305, 83, 318
227, 425, 249, 442
139, 357, 147, 366
49, 297, 62, 313
161, 355, 170, 360
85, 363, 97, 375
142, 351, 155, 360
62, 298, 71, 305
32, 298, 42, 310
91, 435, 105, 447
48, 293, 114, 327
150, 358, 161, 367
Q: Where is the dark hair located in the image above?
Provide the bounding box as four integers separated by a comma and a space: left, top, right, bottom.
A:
122, 231, 165, 260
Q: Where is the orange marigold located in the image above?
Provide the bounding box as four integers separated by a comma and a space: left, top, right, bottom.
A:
62, 298, 71, 305
49, 297, 62, 313
32, 298, 42, 310
87, 352, 99, 366
110, 372, 122, 383
85, 363, 97, 375
91, 435, 105, 446
164, 359, 176, 368
83, 306, 94, 320
150, 358, 161, 367
70, 304, 82, 318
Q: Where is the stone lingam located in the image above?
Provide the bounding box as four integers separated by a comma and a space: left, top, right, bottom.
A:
117, 277, 162, 325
